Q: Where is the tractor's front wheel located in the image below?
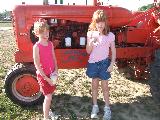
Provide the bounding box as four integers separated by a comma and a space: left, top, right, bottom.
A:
4, 64, 44, 106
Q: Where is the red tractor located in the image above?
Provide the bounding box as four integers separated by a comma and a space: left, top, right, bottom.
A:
5, 0, 160, 106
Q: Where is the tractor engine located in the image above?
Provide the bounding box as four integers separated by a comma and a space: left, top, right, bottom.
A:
30, 19, 89, 49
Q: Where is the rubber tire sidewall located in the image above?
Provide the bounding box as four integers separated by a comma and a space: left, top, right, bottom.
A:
5, 66, 44, 107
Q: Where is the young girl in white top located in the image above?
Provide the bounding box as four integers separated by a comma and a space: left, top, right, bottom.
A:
86, 10, 116, 120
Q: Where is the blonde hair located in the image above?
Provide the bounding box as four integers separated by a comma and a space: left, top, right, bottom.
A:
33, 19, 49, 36
88, 10, 110, 35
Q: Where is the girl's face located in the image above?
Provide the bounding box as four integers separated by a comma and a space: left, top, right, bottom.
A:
39, 29, 49, 40
96, 21, 105, 33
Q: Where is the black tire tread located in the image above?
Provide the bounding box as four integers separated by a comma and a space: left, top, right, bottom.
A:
4, 63, 44, 106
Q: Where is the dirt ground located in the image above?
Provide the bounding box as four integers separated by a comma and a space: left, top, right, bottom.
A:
0, 28, 160, 120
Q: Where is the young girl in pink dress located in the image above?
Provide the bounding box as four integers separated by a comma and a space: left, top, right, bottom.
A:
33, 19, 58, 120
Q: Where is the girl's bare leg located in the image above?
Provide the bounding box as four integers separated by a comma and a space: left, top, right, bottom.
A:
43, 93, 52, 119
92, 78, 99, 105
101, 80, 110, 106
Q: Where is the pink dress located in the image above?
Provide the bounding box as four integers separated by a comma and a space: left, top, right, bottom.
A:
35, 41, 56, 95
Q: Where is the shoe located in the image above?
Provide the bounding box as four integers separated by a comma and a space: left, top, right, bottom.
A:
103, 106, 111, 120
49, 109, 59, 120
91, 105, 99, 119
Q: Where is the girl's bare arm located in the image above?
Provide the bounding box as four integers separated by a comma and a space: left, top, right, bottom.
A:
107, 41, 116, 72
52, 44, 58, 73
86, 37, 94, 54
110, 41, 116, 66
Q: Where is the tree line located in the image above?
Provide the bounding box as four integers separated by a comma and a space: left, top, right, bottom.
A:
138, 3, 155, 11
0, 10, 11, 21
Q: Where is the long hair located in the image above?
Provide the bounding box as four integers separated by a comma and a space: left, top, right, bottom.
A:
88, 10, 110, 35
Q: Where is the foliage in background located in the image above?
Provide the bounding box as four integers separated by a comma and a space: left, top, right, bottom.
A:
138, 3, 160, 11
0, 10, 11, 21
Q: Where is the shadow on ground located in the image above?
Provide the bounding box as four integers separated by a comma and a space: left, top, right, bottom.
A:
35, 94, 160, 120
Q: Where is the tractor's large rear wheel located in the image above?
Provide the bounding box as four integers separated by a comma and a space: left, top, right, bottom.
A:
149, 49, 160, 103
5, 64, 44, 106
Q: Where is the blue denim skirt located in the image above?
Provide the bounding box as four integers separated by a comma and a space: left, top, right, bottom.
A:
86, 58, 111, 80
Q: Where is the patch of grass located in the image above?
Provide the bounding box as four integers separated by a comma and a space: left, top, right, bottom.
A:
0, 22, 12, 27
0, 92, 40, 120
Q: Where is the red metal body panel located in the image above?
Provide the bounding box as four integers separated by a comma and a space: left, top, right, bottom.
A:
14, 5, 133, 26
15, 47, 153, 69
12, 4, 160, 69
117, 6, 160, 45
55, 49, 89, 69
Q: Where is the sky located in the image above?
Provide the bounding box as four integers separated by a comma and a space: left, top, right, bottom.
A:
0, 0, 154, 12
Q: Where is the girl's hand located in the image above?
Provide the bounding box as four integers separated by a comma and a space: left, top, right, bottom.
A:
87, 31, 99, 46
46, 77, 54, 86
107, 64, 114, 72
54, 71, 59, 84
89, 38, 96, 44
55, 70, 58, 75
89, 38, 99, 46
